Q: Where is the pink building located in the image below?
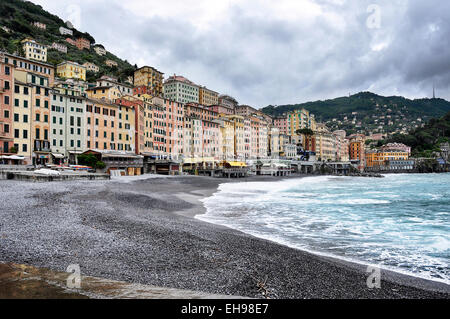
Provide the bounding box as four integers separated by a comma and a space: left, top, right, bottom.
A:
206, 104, 234, 115
274, 116, 287, 135
0, 56, 13, 155
380, 143, 411, 154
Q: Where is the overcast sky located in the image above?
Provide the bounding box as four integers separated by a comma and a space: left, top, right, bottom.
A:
31, 0, 450, 108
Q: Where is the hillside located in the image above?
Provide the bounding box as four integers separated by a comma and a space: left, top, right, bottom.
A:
383, 111, 450, 157
261, 92, 450, 136
0, 0, 135, 83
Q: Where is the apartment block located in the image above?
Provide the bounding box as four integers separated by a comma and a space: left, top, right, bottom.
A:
50, 42, 68, 53
83, 62, 99, 73
22, 38, 47, 62
164, 74, 199, 104
199, 86, 219, 106
57, 61, 87, 81
134, 66, 164, 97
75, 38, 91, 51
50, 84, 87, 163
93, 45, 106, 56
0, 56, 13, 155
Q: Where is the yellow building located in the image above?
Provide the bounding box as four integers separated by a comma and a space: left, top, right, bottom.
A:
57, 61, 86, 81
105, 59, 118, 67
132, 93, 154, 154
12, 72, 33, 162
83, 62, 99, 73
224, 115, 245, 160
21, 38, 47, 62
287, 108, 315, 136
199, 86, 219, 106
87, 86, 122, 103
315, 123, 336, 161
217, 117, 235, 161
134, 66, 164, 96
366, 150, 409, 168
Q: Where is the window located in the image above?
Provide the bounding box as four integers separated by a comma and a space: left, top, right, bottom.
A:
23, 130, 28, 139
22, 144, 27, 152
14, 99, 19, 107
4, 110, 9, 118
14, 113, 19, 122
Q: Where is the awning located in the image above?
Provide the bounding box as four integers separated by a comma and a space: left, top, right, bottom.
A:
183, 158, 199, 164
227, 161, 247, 167
52, 153, 65, 159
0, 155, 25, 160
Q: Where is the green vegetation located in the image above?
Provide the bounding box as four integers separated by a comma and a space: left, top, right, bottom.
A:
382, 111, 450, 157
0, 0, 135, 83
262, 92, 450, 136
295, 128, 314, 136
77, 154, 105, 169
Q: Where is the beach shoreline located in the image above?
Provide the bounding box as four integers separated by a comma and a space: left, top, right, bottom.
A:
0, 174, 448, 298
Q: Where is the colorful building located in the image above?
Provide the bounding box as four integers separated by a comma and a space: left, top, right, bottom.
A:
273, 116, 287, 135
87, 86, 122, 103
50, 42, 67, 53
0, 55, 13, 156
83, 62, 99, 73
50, 84, 87, 163
57, 61, 87, 81
199, 86, 219, 106
164, 74, 199, 104
105, 60, 118, 67
133, 66, 164, 97
96, 75, 132, 96
75, 37, 91, 51
22, 38, 47, 62
93, 45, 106, 56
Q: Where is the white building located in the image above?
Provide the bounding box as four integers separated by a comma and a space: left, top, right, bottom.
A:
94, 46, 107, 56
83, 62, 99, 73
50, 84, 87, 163
59, 26, 73, 36
50, 42, 67, 53
163, 74, 199, 104
96, 75, 133, 96
21, 38, 47, 62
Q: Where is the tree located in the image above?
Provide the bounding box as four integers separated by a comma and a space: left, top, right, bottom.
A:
296, 128, 314, 136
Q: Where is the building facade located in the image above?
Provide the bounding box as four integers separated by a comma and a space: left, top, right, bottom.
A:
133, 66, 164, 97
163, 74, 199, 104
0, 56, 13, 155
22, 38, 47, 62
57, 61, 86, 81
199, 86, 219, 106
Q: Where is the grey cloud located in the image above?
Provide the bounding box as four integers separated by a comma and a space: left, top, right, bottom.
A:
33, 0, 450, 106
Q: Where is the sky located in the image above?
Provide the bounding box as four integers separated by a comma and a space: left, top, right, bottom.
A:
31, 0, 450, 108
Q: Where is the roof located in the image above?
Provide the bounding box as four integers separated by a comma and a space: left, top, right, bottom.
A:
83, 149, 143, 158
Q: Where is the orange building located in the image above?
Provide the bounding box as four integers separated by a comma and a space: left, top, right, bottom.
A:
348, 134, 366, 171
85, 98, 135, 152
75, 37, 90, 51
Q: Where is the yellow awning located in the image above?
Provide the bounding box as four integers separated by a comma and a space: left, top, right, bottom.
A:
227, 161, 247, 167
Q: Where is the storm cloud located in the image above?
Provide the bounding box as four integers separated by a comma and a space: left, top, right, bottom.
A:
32, 0, 450, 107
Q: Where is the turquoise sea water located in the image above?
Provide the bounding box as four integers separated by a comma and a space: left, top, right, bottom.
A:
198, 173, 450, 283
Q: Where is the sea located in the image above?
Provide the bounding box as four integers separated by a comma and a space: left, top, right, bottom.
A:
198, 173, 450, 284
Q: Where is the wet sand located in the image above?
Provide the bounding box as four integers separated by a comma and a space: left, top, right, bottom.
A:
0, 175, 449, 299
